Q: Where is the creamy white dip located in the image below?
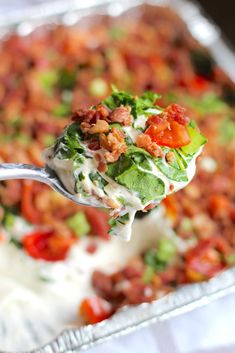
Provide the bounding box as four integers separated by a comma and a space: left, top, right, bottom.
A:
0, 207, 182, 351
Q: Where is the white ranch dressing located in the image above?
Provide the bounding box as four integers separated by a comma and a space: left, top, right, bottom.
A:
0, 208, 183, 351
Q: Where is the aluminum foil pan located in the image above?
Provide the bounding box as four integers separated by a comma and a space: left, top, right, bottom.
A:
1, 0, 235, 352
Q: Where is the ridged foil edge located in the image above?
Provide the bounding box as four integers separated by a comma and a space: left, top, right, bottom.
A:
1, 0, 235, 352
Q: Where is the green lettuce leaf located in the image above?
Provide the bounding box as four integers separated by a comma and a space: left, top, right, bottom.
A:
181, 122, 207, 155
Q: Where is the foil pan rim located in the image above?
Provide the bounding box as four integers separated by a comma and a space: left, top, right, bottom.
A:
1, 0, 235, 352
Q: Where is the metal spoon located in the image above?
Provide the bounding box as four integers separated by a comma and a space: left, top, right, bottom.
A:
0, 163, 90, 206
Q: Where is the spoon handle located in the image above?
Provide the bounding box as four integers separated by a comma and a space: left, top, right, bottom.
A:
0, 163, 48, 183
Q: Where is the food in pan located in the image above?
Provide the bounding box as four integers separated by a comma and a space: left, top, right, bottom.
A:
0, 4, 234, 350
45, 88, 206, 240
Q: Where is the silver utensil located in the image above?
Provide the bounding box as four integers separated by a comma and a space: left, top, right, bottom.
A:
0, 163, 87, 205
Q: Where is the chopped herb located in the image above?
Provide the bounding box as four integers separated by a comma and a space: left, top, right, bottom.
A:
9, 237, 22, 249
78, 172, 85, 181
89, 172, 108, 189
109, 213, 130, 234
66, 212, 90, 237
54, 123, 85, 162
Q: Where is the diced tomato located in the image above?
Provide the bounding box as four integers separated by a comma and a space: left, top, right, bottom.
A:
145, 104, 191, 148
21, 180, 41, 224
187, 75, 209, 93
23, 229, 76, 261
185, 238, 226, 282
84, 207, 110, 240
162, 195, 178, 222
145, 120, 190, 148
208, 194, 230, 218
79, 296, 112, 324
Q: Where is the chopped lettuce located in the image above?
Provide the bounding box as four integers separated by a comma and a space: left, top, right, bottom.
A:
103, 86, 160, 119
54, 123, 85, 163
155, 156, 188, 182
116, 165, 165, 204
107, 153, 164, 204
181, 121, 207, 155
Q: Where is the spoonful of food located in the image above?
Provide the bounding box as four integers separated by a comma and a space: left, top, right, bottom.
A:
0, 88, 207, 240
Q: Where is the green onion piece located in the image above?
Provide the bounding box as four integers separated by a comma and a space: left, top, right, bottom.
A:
43, 134, 55, 147
225, 253, 235, 266
3, 212, 15, 230
39, 70, 58, 95
142, 266, 155, 284
156, 238, 177, 263
89, 78, 108, 98
219, 117, 235, 144
66, 212, 90, 237
53, 103, 70, 117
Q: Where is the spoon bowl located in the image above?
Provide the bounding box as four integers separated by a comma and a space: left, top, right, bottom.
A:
0, 163, 92, 207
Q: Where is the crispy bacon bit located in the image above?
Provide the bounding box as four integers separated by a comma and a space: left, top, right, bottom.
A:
136, 133, 163, 157
169, 184, 174, 192
80, 121, 91, 133
163, 104, 190, 126
165, 151, 175, 164
89, 120, 109, 134
109, 106, 132, 126
98, 161, 107, 173
100, 127, 127, 162
72, 108, 96, 123
95, 153, 101, 161
96, 104, 110, 119
87, 139, 100, 151
72, 104, 110, 124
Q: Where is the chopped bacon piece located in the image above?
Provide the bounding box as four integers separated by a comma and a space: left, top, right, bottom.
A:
88, 120, 109, 134
109, 106, 132, 126
136, 133, 163, 157
100, 127, 127, 162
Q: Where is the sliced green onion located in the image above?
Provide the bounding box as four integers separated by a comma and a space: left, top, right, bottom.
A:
89, 78, 108, 98
66, 212, 90, 237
